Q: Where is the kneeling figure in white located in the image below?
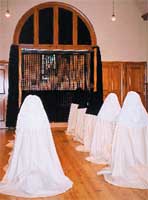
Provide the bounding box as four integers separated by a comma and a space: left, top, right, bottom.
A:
86, 93, 121, 164
98, 91, 148, 189
0, 95, 73, 197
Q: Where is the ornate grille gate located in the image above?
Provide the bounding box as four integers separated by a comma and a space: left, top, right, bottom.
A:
21, 49, 91, 122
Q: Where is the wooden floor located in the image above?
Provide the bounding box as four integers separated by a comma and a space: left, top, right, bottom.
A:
0, 128, 148, 200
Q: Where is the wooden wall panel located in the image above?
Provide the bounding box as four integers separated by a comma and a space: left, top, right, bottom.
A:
102, 62, 122, 104
124, 62, 146, 105
0, 98, 5, 121
0, 61, 8, 128
102, 63, 111, 99
102, 61, 146, 107
0, 69, 5, 94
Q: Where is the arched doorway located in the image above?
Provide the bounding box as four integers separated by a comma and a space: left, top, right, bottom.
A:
6, 2, 102, 126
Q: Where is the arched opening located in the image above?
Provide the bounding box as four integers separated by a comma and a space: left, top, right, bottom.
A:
6, 2, 102, 126
13, 2, 97, 49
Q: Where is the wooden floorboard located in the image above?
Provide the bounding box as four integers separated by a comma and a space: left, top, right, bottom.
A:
0, 128, 147, 200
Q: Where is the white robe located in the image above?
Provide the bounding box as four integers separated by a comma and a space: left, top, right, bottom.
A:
65, 103, 78, 135
98, 91, 148, 189
75, 114, 97, 152
0, 95, 73, 197
86, 93, 121, 164
73, 108, 87, 143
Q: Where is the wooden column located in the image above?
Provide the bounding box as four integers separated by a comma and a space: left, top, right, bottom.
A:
94, 47, 97, 92
18, 48, 22, 107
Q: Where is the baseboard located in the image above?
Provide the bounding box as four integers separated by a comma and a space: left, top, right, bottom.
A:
50, 122, 68, 128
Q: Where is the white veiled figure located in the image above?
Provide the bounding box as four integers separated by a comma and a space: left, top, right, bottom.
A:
65, 103, 78, 135
75, 113, 97, 152
86, 93, 121, 164
75, 91, 101, 153
98, 91, 148, 189
0, 95, 73, 198
73, 107, 87, 143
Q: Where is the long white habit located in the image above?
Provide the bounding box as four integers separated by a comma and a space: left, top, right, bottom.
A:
65, 103, 78, 135
73, 107, 87, 143
75, 113, 97, 152
98, 91, 148, 189
86, 93, 121, 164
0, 95, 73, 197
75, 92, 101, 153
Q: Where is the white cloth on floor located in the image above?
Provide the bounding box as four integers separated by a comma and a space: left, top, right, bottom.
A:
76, 114, 97, 152
65, 103, 78, 135
4, 141, 14, 172
86, 93, 121, 164
73, 108, 87, 143
0, 95, 73, 198
98, 91, 148, 189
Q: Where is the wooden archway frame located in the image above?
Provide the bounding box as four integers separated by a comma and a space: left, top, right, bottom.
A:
13, 2, 99, 107
13, 2, 97, 50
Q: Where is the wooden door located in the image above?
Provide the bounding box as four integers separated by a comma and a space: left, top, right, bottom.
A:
102, 62, 112, 100
102, 62, 122, 104
110, 63, 122, 103
0, 61, 8, 128
125, 62, 146, 106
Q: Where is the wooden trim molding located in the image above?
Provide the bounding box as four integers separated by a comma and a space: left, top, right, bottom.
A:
34, 8, 39, 46
54, 6, 58, 46
94, 48, 97, 91
0, 60, 8, 64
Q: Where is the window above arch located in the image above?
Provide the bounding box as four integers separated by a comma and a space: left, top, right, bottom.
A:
19, 14, 34, 44
39, 7, 53, 44
13, 2, 97, 49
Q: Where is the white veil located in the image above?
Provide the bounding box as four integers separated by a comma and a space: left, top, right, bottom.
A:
86, 93, 121, 164
117, 91, 148, 127
99, 91, 148, 189
0, 95, 73, 197
97, 93, 121, 122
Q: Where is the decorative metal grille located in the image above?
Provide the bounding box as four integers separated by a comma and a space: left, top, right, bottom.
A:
21, 49, 91, 91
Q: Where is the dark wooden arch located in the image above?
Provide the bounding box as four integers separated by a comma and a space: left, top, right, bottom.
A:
13, 2, 97, 49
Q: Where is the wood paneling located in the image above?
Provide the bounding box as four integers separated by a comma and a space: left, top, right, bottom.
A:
124, 62, 145, 105
0, 98, 5, 121
102, 63, 111, 99
0, 70, 5, 94
102, 62, 122, 103
0, 61, 8, 128
0, 69, 5, 121
102, 61, 146, 106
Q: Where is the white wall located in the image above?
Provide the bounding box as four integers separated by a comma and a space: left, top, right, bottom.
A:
0, 0, 147, 63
